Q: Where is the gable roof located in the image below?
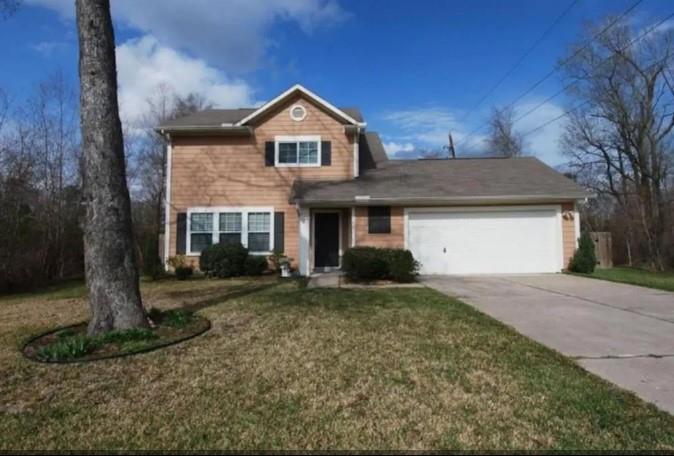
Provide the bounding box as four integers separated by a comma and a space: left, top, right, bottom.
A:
235, 84, 366, 127
359, 131, 389, 172
292, 156, 590, 205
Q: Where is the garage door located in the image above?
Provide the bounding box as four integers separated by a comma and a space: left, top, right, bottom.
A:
407, 208, 561, 274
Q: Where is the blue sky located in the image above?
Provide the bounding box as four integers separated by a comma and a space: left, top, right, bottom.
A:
1, 0, 672, 165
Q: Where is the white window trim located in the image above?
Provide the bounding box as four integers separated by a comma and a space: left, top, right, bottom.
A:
275, 135, 321, 167
186, 206, 274, 256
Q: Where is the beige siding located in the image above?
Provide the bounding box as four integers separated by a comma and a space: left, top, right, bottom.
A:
561, 202, 577, 269
354, 206, 405, 249
167, 93, 355, 268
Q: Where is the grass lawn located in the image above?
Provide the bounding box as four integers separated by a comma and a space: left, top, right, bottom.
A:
577, 267, 674, 292
1, 277, 673, 451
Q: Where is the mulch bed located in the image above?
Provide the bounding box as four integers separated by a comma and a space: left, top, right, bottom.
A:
22, 314, 211, 364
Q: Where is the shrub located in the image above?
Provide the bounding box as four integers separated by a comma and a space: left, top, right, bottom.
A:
199, 242, 248, 278
569, 231, 597, 274
342, 247, 419, 282
385, 249, 420, 283
244, 255, 268, 276
168, 255, 194, 280
342, 247, 388, 281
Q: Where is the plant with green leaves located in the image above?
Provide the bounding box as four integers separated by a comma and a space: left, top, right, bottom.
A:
569, 231, 597, 274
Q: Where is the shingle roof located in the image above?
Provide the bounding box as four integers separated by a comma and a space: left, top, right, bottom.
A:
293, 156, 590, 205
159, 107, 364, 130
359, 131, 389, 172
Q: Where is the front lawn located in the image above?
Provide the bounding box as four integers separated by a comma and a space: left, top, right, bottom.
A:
1, 277, 673, 450
578, 267, 674, 292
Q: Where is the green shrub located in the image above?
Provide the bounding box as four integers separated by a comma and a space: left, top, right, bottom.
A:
569, 231, 597, 274
385, 249, 420, 283
199, 242, 249, 278
342, 247, 419, 282
342, 247, 388, 281
244, 255, 268, 276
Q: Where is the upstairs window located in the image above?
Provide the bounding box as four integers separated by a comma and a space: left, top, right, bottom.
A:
368, 206, 391, 234
275, 135, 321, 167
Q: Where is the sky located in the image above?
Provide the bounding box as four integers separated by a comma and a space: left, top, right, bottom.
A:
1, 0, 673, 166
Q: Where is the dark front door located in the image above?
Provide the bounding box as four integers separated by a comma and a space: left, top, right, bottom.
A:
314, 212, 340, 268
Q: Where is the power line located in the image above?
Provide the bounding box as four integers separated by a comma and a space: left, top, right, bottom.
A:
456, 0, 644, 152
461, 0, 581, 120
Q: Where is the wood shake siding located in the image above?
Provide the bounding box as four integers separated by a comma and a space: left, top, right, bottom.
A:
354, 206, 405, 248
167, 94, 355, 267
561, 202, 577, 269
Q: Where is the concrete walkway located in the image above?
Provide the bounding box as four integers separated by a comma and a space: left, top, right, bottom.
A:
422, 274, 674, 415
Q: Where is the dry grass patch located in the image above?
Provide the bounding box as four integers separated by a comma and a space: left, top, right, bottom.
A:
1, 277, 673, 451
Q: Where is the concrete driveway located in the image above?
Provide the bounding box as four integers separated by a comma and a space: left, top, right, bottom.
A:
422, 274, 674, 415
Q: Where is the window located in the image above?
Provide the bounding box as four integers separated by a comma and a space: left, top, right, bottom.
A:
368, 206, 391, 234
219, 213, 241, 245
275, 136, 321, 166
247, 212, 270, 252
188, 207, 273, 254
289, 104, 307, 121
190, 213, 213, 253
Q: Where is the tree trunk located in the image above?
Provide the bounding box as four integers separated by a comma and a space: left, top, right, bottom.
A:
76, 0, 147, 335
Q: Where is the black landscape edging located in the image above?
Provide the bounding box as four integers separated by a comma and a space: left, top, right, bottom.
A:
21, 316, 211, 364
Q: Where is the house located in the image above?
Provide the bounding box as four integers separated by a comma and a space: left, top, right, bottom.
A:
157, 84, 588, 276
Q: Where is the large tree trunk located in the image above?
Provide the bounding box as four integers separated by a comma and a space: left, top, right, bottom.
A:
76, 0, 147, 335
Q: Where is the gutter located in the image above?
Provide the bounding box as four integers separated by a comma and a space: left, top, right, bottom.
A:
295, 194, 593, 207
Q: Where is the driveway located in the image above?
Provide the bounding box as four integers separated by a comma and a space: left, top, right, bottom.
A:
422, 274, 674, 415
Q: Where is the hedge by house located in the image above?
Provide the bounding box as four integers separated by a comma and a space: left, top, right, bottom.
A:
342, 247, 419, 282
199, 242, 267, 278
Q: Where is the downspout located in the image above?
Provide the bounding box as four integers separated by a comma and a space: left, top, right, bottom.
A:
353, 127, 361, 178
163, 131, 172, 270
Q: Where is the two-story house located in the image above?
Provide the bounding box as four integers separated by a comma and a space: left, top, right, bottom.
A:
158, 84, 588, 276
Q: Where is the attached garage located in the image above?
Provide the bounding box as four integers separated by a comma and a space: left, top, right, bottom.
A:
406, 206, 563, 275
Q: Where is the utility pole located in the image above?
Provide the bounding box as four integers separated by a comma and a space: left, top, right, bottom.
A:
448, 132, 456, 159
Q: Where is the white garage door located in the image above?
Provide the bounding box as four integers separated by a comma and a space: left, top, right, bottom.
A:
407, 208, 562, 274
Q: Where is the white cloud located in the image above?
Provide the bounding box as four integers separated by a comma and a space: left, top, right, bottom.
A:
383, 141, 415, 157
381, 107, 486, 155
380, 101, 567, 165
30, 40, 69, 55
116, 35, 257, 122
27, 0, 347, 71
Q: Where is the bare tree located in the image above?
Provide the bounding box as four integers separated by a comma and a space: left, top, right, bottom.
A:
561, 17, 674, 270
486, 106, 525, 157
76, 0, 146, 334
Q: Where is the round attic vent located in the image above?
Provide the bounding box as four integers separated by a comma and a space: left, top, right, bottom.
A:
289, 104, 307, 121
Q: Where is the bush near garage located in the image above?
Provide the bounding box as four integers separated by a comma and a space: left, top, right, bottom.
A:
342, 246, 419, 282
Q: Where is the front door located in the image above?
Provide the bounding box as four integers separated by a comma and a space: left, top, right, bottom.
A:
314, 212, 340, 268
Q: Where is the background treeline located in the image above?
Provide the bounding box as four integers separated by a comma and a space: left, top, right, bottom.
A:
0, 74, 207, 292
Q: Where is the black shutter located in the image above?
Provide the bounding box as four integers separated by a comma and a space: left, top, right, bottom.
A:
176, 212, 187, 254
321, 141, 331, 166
265, 142, 275, 166
274, 211, 285, 253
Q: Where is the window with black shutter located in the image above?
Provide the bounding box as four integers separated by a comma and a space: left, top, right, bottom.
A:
368, 206, 391, 234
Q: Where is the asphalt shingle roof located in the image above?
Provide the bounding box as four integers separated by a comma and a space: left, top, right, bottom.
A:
293, 157, 589, 204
